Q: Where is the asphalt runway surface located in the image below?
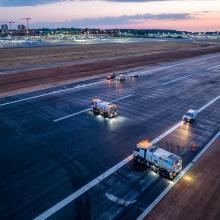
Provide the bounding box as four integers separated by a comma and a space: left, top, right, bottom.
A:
0, 53, 220, 220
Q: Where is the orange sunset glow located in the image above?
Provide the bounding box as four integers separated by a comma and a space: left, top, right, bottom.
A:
0, 0, 219, 31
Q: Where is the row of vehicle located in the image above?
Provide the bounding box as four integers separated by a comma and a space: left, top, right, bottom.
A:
134, 109, 198, 179
90, 97, 197, 180
91, 97, 197, 122
106, 73, 139, 81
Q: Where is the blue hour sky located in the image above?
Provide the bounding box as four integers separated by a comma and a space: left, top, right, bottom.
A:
0, 0, 219, 31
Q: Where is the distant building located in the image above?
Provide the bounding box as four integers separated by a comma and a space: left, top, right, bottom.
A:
18, 24, 26, 31
1, 24, 8, 33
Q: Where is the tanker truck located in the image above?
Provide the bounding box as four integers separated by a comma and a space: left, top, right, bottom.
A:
91, 99, 117, 118
133, 140, 182, 180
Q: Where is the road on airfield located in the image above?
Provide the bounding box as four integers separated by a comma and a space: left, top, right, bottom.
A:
1, 40, 220, 97
0, 53, 220, 219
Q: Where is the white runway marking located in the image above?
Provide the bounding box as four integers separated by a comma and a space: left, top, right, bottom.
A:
105, 193, 136, 206
1, 54, 220, 107
33, 155, 133, 220
53, 95, 132, 122
136, 131, 220, 220
150, 122, 182, 144
207, 64, 220, 70
197, 95, 220, 113
138, 54, 220, 76
0, 81, 105, 107
161, 75, 191, 86
110, 95, 132, 103
34, 95, 220, 220
53, 109, 90, 122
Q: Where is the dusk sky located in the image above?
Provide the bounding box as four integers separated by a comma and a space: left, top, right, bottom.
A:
0, 0, 219, 31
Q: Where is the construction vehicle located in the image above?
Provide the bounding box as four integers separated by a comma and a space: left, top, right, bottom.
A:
182, 109, 197, 122
106, 73, 116, 80
116, 74, 125, 81
133, 140, 182, 180
91, 99, 117, 118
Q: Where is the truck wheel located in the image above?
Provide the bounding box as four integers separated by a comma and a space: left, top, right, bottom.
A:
137, 158, 141, 163
150, 165, 155, 171
169, 174, 174, 180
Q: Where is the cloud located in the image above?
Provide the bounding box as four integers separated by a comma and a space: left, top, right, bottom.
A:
31, 13, 193, 28
108, 0, 166, 1
0, 0, 175, 7
0, 0, 57, 7
76, 13, 193, 26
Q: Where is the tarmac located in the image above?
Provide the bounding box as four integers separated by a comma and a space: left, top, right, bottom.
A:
145, 133, 220, 220
0, 53, 220, 219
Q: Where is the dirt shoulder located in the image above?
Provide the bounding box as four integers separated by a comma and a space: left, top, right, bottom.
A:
145, 134, 220, 220
0, 41, 220, 97
0, 41, 202, 70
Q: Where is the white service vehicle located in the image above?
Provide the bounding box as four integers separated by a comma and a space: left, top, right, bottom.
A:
116, 74, 126, 81
106, 73, 116, 80
133, 140, 182, 180
182, 109, 197, 122
91, 99, 117, 118
130, 73, 139, 78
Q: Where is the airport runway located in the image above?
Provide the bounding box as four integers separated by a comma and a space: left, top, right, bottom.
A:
0, 53, 220, 219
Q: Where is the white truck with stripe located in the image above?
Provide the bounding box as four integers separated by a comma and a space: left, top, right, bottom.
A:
133, 140, 182, 180
91, 99, 117, 118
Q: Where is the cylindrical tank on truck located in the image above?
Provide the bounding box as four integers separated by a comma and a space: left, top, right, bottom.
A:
91, 99, 117, 118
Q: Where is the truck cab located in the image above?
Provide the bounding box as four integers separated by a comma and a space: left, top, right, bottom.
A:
182, 109, 197, 122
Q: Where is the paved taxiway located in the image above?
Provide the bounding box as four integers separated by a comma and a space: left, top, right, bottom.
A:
0, 53, 220, 219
